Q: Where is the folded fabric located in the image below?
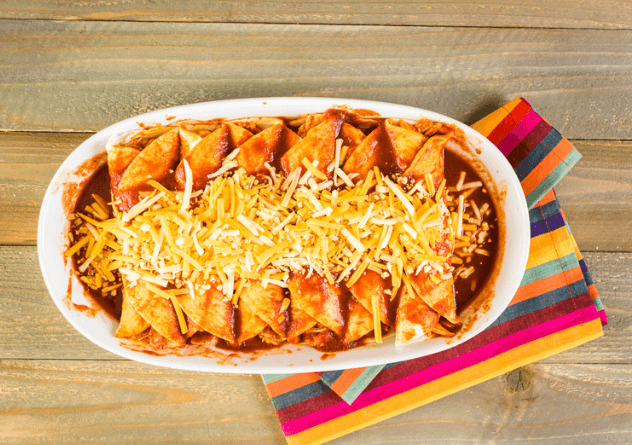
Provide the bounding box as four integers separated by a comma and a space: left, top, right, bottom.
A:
315, 367, 386, 405
476, 98, 583, 209
262, 98, 605, 445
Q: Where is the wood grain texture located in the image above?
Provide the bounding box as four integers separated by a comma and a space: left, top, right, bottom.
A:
554, 140, 632, 252
2, 133, 629, 251
0, 360, 283, 445
539, 251, 629, 364
0, 245, 117, 360
1, 20, 631, 138
1, 360, 631, 444
0, 132, 90, 246
0, 245, 624, 362
1, 0, 632, 29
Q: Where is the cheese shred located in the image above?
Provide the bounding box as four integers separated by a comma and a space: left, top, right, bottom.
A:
372, 295, 382, 343
145, 283, 188, 335
68, 157, 456, 343
180, 159, 193, 213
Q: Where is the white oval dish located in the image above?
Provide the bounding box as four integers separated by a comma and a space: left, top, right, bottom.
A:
38, 97, 530, 373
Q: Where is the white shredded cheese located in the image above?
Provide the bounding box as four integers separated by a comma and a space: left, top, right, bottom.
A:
237, 214, 261, 236
264, 162, 277, 183
123, 191, 166, 222
208, 160, 238, 179
342, 228, 365, 252
225, 148, 240, 162
380, 226, 393, 249
402, 223, 417, 240
333, 138, 343, 184
384, 177, 415, 216
180, 159, 193, 213
335, 168, 354, 187
357, 203, 374, 229
281, 169, 301, 207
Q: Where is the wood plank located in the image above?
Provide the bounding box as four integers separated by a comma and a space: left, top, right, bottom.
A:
0, 132, 90, 246
555, 140, 632, 252
0, 360, 283, 445
1, 132, 629, 250
1, 0, 632, 29
1, 245, 626, 362
538, 250, 628, 364
1, 361, 632, 444
0, 244, 116, 360
1, 20, 631, 138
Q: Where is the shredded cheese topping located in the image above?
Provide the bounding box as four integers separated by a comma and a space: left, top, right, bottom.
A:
68, 158, 454, 336
180, 159, 193, 213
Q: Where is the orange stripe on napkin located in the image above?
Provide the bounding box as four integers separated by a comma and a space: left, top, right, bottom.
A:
521, 139, 574, 196
511, 266, 585, 305
329, 368, 367, 396
267, 373, 322, 398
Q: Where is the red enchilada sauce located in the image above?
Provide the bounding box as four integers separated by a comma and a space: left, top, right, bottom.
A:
444, 150, 499, 310
69, 114, 499, 353
70, 165, 123, 321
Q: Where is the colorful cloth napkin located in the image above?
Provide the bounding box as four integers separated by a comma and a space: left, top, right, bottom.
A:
262, 98, 607, 445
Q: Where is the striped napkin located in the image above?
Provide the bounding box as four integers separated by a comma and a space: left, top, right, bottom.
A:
262, 98, 607, 445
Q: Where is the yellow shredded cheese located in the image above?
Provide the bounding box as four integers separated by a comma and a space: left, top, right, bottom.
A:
456, 195, 465, 237
371, 295, 382, 343
145, 283, 188, 334
65, 235, 90, 257
424, 173, 435, 196
68, 156, 456, 343
301, 157, 328, 181
435, 178, 446, 201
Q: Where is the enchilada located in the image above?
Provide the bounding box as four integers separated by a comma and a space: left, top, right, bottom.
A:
65, 107, 498, 353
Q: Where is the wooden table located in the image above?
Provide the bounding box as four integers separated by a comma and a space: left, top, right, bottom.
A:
1, 2, 630, 443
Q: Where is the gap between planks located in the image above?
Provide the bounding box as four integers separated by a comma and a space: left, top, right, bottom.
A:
2, 17, 632, 32
1, 0, 632, 29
